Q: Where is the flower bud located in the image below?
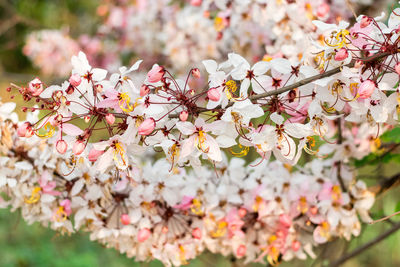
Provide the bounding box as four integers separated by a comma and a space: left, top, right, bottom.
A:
316, 3, 330, 18
120, 214, 130, 225
358, 80, 375, 99
179, 110, 188, 122
137, 228, 151, 242
192, 228, 202, 239
28, 78, 44, 97
147, 65, 165, 83
279, 214, 292, 228
17, 122, 33, 138
140, 84, 150, 97
310, 206, 318, 215
190, 0, 202, 6
105, 113, 115, 125
360, 16, 371, 28
73, 140, 86, 155
191, 68, 201, 78
236, 245, 246, 258
334, 48, 348, 61
207, 88, 220, 102
88, 148, 104, 162
56, 140, 68, 154
395, 63, 400, 75
238, 208, 247, 218
138, 118, 155, 136
69, 73, 81, 87
292, 241, 301, 251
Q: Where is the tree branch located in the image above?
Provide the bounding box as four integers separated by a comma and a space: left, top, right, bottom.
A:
329, 221, 400, 267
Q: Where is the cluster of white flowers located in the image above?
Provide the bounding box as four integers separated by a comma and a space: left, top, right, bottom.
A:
0, 103, 374, 265
5, 2, 400, 266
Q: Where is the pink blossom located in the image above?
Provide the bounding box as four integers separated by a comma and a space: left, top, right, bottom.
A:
279, 214, 292, 228
190, 0, 202, 6
316, 3, 330, 18
17, 122, 33, 138
207, 87, 221, 101
360, 16, 372, 28
39, 171, 60, 196
147, 65, 164, 83
192, 228, 202, 239
105, 113, 115, 125
138, 118, 155, 136
56, 140, 68, 154
358, 80, 375, 99
334, 48, 348, 61
179, 110, 188, 121
191, 68, 201, 78
60, 199, 72, 215
73, 140, 86, 155
120, 214, 130, 225
88, 148, 104, 162
28, 78, 44, 96
69, 73, 81, 87
238, 208, 247, 218
137, 228, 151, 242
140, 84, 150, 96
236, 245, 246, 258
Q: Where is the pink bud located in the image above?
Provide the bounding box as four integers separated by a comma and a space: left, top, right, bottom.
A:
207, 88, 220, 102
236, 245, 246, 258
137, 228, 151, 242
138, 118, 155, 136
238, 208, 247, 218
17, 122, 33, 138
140, 84, 150, 97
190, 0, 202, 6
88, 148, 104, 162
69, 73, 81, 87
105, 113, 115, 125
147, 65, 164, 83
191, 68, 201, 78
73, 140, 86, 155
358, 80, 375, 99
28, 78, 44, 96
292, 240, 301, 251
120, 214, 130, 225
316, 3, 330, 17
179, 110, 188, 122
360, 16, 371, 28
192, 228, 202, 239
395, 63, 400, 75
279, 214, 292, 228
334, 48, 348, 61
310, 206, 318, 215
56, 140, 68, 154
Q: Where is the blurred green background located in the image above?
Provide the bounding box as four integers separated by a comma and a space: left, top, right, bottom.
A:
1, 0, 400, 266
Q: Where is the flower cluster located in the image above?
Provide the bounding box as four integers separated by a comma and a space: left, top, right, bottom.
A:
4, 3, 400, 267
0, 104, 373, 265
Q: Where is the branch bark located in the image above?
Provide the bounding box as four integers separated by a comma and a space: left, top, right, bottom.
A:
329, 221, 400, 267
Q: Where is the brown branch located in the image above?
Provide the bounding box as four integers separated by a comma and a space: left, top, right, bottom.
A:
369, 172, 400, 196
329, 221, 400, 267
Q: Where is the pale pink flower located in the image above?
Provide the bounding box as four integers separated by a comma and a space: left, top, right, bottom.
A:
147, 65, 164, 83
69, 73, 81, 87
192, 228, 202, 239
28, 78, 44, 96
88, 148, 104, 162
138, 118, 155, 136
179, 110, 188, 121
17, 122, 34, 137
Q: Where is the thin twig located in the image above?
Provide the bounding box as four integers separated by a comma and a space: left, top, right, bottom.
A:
329, 221, 400, 267
370, 210, 400, 224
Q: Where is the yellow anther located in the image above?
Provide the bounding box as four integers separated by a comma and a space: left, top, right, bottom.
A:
331, 185, 342, 203
229, 144, 249, 157
214, 17, 225, 32
179, 245, 188, 265
35, 122, 55, 138
191, 198, 203, 215
298, 196, 308, 214
113, 142, 128, 169
211, 221, 228, 237
53, 206, 68, 222
25, 187, 41, 204
118, 93, 134, 113
324, 29, 350, 48
196, 131, 209, 153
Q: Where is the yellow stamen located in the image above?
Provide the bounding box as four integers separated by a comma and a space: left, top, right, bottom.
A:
25, 187, 41, 204
179, 245, 188, 265
118, 93, 134, 113
191, 198, 203, 215
53, 206, 68, 222
211, 221, 227, 237
113, 142, 128, 169
35, 122, 55, 138
229, 144, 249, 157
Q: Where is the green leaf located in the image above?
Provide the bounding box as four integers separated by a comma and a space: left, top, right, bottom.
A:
380, 127, 400, 143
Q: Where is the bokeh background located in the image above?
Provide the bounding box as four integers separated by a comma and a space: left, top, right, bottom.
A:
0, 0, 400, 266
